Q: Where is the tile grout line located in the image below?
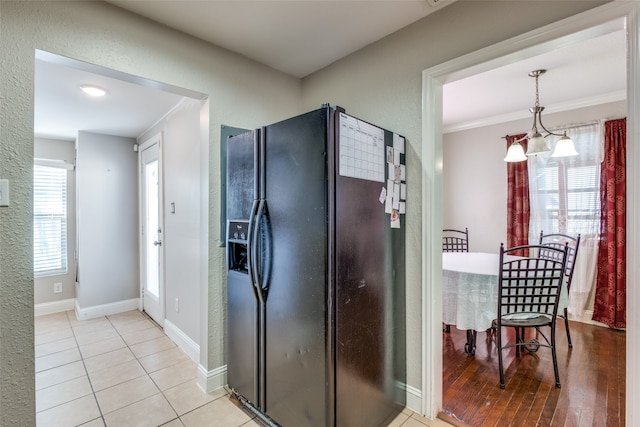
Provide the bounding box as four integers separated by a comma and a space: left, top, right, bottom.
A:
36, 311, 263, 427
92, 311, 175, 425
66, 310, 107, 426
102, 311, 194, 426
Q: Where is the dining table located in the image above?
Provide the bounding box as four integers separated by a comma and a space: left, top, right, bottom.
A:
442, 251, 568, 355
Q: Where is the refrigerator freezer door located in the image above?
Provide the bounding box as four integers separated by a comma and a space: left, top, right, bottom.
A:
261, 108, 330, 426
335, 126, 405, 426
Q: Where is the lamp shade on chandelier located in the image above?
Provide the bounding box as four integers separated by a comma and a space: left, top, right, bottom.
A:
504, 69, 579, 162
503, 140, 527, 162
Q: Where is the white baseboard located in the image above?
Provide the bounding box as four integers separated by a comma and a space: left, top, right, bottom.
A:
197, 364, 227, 394
163, 319, 200, 363
394, 381, 422, 414
75, 298, 140, 321
577, 309, 613, 328
34, 298, 76, 316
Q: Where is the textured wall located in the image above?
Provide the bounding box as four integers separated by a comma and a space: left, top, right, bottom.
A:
0, 2, 301, 425
0, 3, 37, 422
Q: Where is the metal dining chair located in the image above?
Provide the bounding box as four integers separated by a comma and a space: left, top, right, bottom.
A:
442, 228, 469, 253
538, 231, 581, 348
495, 243, 569, 389
442, 227, 469, 333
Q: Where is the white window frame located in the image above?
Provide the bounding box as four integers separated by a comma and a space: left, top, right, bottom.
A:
34, 159, 72, 277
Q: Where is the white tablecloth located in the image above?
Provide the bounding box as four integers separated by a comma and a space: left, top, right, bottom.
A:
442, 252, 568, 331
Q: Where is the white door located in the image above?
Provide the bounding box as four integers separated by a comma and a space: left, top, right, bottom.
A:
140, 134, 164, 325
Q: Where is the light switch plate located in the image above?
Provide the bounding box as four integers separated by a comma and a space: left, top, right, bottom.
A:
0, 179, 9, 207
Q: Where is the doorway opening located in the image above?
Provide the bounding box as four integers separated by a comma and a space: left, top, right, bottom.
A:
34, 51, 209, 339
420, 2, 638, 423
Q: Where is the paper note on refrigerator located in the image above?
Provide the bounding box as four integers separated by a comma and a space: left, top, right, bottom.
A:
393, 183, 400, 209
393, 134, 405, 154
379, 187, 387, 204
385, 179, 394, 213
339, 113, 385, 183
390, 209, 401, 228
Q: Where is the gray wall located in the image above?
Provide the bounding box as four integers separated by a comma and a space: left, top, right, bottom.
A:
33, 138, 77, 304
139, 99, 204, 344
75, 131, 139, 309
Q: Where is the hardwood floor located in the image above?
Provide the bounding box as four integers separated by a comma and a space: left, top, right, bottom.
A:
441, 320, 625, 426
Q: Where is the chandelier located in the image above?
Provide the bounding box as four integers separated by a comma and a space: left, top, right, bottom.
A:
504, 69, 579, 162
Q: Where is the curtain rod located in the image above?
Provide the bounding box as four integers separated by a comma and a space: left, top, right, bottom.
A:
501, 116, 626, 140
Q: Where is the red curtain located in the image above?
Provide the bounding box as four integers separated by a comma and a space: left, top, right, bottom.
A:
506, 134, 529, 256
593, 119, 626, 329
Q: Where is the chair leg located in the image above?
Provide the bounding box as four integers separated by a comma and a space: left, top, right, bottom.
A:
563, 307, 573, 348
497, 325, 505, 389
514, 327, 522, 357
551, 324, 561, 388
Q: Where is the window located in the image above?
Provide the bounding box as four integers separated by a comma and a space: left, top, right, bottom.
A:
528, 122, 603, 238
34, 163, 68, 276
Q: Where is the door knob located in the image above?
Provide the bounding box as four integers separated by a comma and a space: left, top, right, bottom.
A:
153, 240, 162, 246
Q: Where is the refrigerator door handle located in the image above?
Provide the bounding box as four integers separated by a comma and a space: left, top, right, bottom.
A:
251, 199, 268, 305
247, 199, 261, 302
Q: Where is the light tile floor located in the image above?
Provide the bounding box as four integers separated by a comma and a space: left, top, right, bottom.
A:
35, 310, 451, 427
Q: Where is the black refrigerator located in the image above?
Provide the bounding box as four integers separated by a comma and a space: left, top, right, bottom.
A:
226, 105, 406, 427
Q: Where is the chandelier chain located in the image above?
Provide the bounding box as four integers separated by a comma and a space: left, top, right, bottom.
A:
535, 73, 540, 108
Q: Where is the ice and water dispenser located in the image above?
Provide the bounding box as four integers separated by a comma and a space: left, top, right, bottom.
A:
227, 221, 249, 273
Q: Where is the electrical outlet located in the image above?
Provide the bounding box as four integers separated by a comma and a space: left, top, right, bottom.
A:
53, 282, 63, 293
174, 297, 179, 312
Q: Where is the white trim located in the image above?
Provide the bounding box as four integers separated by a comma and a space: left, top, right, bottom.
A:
34, 158, 75, 170
74, 298, 140, 321
34, 298, 76, 316
196, 363, 227, 394
444, 90, 627, 134
163, 318, 200, 363
138, 132, 165, 326
625, 8, 640, 425
397, 382, 423, 414
578, 310, 614, 329
198, 99, 211, 378
421, 70, 443, 419
421, 2, 638, 422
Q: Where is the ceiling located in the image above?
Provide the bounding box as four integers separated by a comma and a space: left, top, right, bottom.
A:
35, 54, 192, 141
105, 0, 451, 79
34, 1, 626, 141
443, 19, 626, 133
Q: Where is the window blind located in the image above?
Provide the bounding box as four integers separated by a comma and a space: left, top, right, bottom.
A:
34, 164, 68, 276
528, 121, 602, 237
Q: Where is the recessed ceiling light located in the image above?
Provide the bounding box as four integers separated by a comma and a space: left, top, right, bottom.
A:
80, 84, 108, 97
